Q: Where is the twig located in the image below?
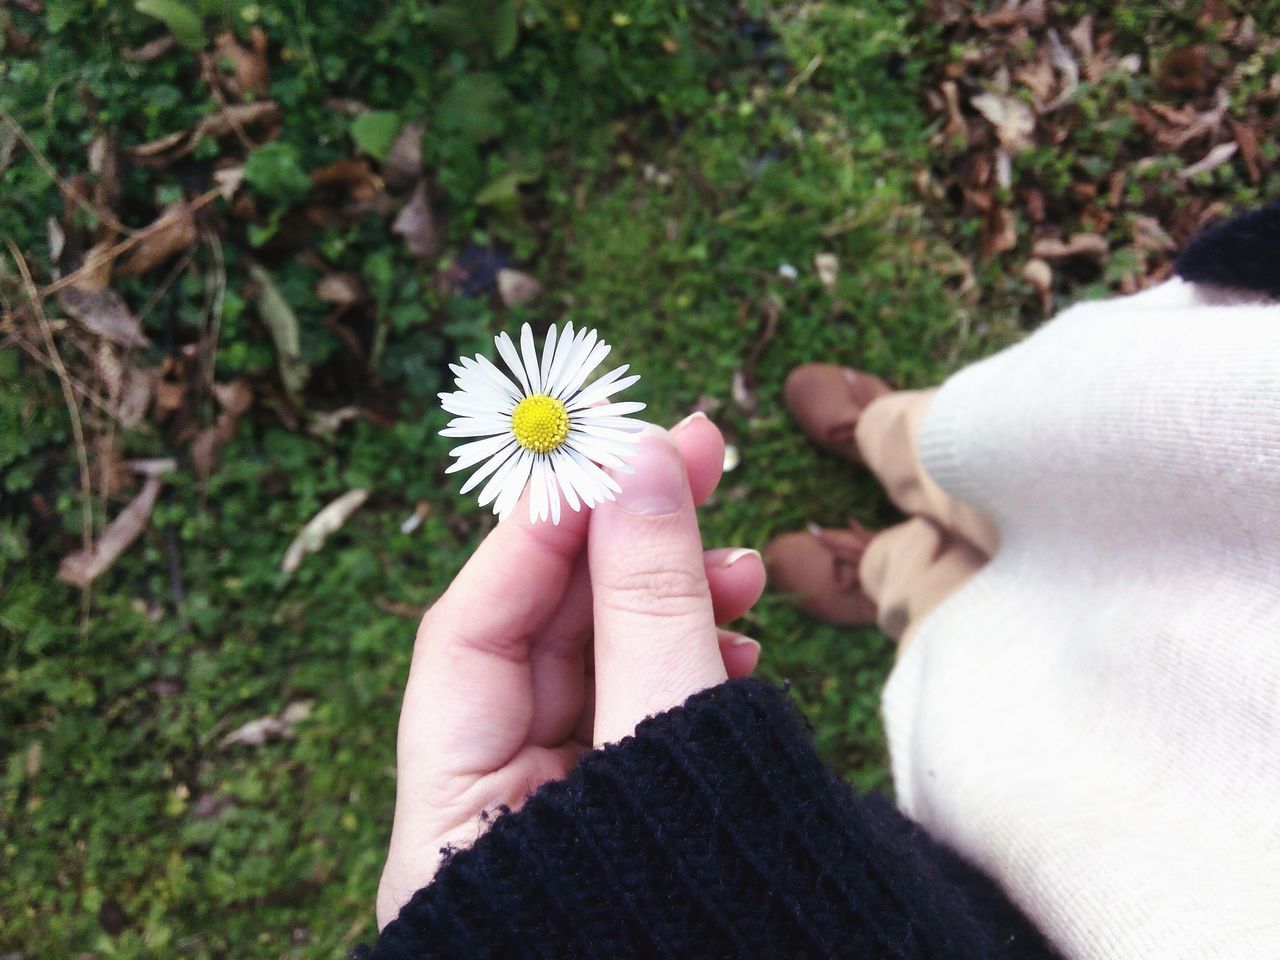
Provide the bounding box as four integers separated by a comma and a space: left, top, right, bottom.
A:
0, 328, 114, 417
0, 105, 134, 236
36, 187, 222, 302
7, 240, 95, 627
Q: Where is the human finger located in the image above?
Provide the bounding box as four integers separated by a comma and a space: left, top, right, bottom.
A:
589, 428, 727, 746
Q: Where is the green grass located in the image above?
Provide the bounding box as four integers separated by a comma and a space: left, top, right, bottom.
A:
1, 0, 1258, 955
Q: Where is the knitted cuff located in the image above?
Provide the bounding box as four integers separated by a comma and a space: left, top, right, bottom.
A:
359, 679, 1054, 960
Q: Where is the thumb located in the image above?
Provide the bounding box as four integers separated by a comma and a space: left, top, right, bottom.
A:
589, 427, 728, 746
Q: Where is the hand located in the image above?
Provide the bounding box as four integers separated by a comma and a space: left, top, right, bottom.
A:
376, 414, 767, 928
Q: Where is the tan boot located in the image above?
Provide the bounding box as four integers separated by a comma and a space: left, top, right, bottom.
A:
765, 521, 879, 626
784, 363, 893, 462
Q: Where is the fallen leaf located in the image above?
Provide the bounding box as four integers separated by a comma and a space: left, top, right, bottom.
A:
213, 164, 245, 199
129, 129, 188, 159
813, 252, 839, 291
392, 181, 440, 259
249, 264, 309, 406
1177, 141, 1238, 181
1132, 215, 1177, 254
1159, 46, 1218, 96
981, 205, 1017, 258
153, 378, 185, 416
57, 473, 167, 588
57, 287, 150, 349
1229, 117, 1261, 184
1031, 232, 1108, 261
192, 100, 281, 144
116, 365, 158, 428
211, 29, 270, 99
316, 273, 363, 307
124, 34, 176, 62
383, 121, 425, 191
116, 202, 196, 276
971, 91, 1036, 153
191, 379, 252, 479
496, 268, 542, 307
307, 405, 361, 437
1023, 257, 1053, 314
281, 489, 369, 575
218, 699, 314, 748
399, 501, 430, 535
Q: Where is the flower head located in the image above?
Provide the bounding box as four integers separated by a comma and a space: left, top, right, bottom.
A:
440, 323, 647, 524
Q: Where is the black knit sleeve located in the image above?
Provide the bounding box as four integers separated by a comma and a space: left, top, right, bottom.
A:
358, 679, 1059, 960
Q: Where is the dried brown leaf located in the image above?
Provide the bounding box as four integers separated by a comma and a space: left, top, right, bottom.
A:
497, 268, 542, 308
392, 181, 440, 260
116, 366, 158, 429
1031, 233, 1109, 261
384, 120, 426, 191
218, 700, 313, 749
116, 203, 197, 277
124, 35, 176, 62
281, 489, 369, 575
57, 474, 166, 588
1023, 258, 1053, 314
970, 91, 1036, 152
192, 100, 281, 143
316, 273, 363, 307
1229, 117, 1261, 184
211, 29, 270, 99
1177, 141, 1238, 181
129, 130, 187, 159
57, 286, 150, 349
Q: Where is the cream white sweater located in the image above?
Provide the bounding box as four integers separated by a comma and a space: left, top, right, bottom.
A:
884, 278, 1280, 959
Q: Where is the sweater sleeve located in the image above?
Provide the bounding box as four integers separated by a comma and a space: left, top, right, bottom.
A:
358, 679, 1059, 960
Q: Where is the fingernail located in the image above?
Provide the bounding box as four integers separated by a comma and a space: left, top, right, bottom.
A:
726, 633, 760, 651
843, 368, 859, 386
671, 410, 708, 435
719, 547, 761, 568
615, 429, 686, 516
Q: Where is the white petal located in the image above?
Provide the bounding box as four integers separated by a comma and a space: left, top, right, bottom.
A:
552, 449, 601, 507
567, 446, 622, 496
558, 339, 612, 401
496, 331, 533, 397
551, 329, 597, 399
546, 461, 562, 524
440, 392, 510, 418
573, 421, 647, 445
520, 323, 542, 395
568, 369, 639, 409
446, 433, 516, 473
539, 325, 558, 395
459, 442, 520, 494
472, 353, 522, 400
528, 455, 547, 523
567, 439, 631, 471
571, 416, 648, 432
440, 421, 511, 438
479, 448, 527, 508
568, 429, 639, 459
574, 400, 647, 418
545, 321, 577, 397
494, 452, 534, 519
550, 452, 582, 511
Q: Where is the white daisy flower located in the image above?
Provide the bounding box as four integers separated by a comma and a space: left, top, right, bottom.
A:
439, 322, 647, 524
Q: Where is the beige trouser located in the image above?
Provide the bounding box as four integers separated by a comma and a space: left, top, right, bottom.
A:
855, 389, 998, 649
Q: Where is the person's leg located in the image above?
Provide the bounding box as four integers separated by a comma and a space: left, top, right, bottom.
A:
855, 390, 999, 556
858, 517, 987, 653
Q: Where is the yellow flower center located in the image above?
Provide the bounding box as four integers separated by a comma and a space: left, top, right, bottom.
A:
511, 394, 570, 454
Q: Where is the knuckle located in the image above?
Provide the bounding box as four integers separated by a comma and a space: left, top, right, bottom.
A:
600, 559, 709, 618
